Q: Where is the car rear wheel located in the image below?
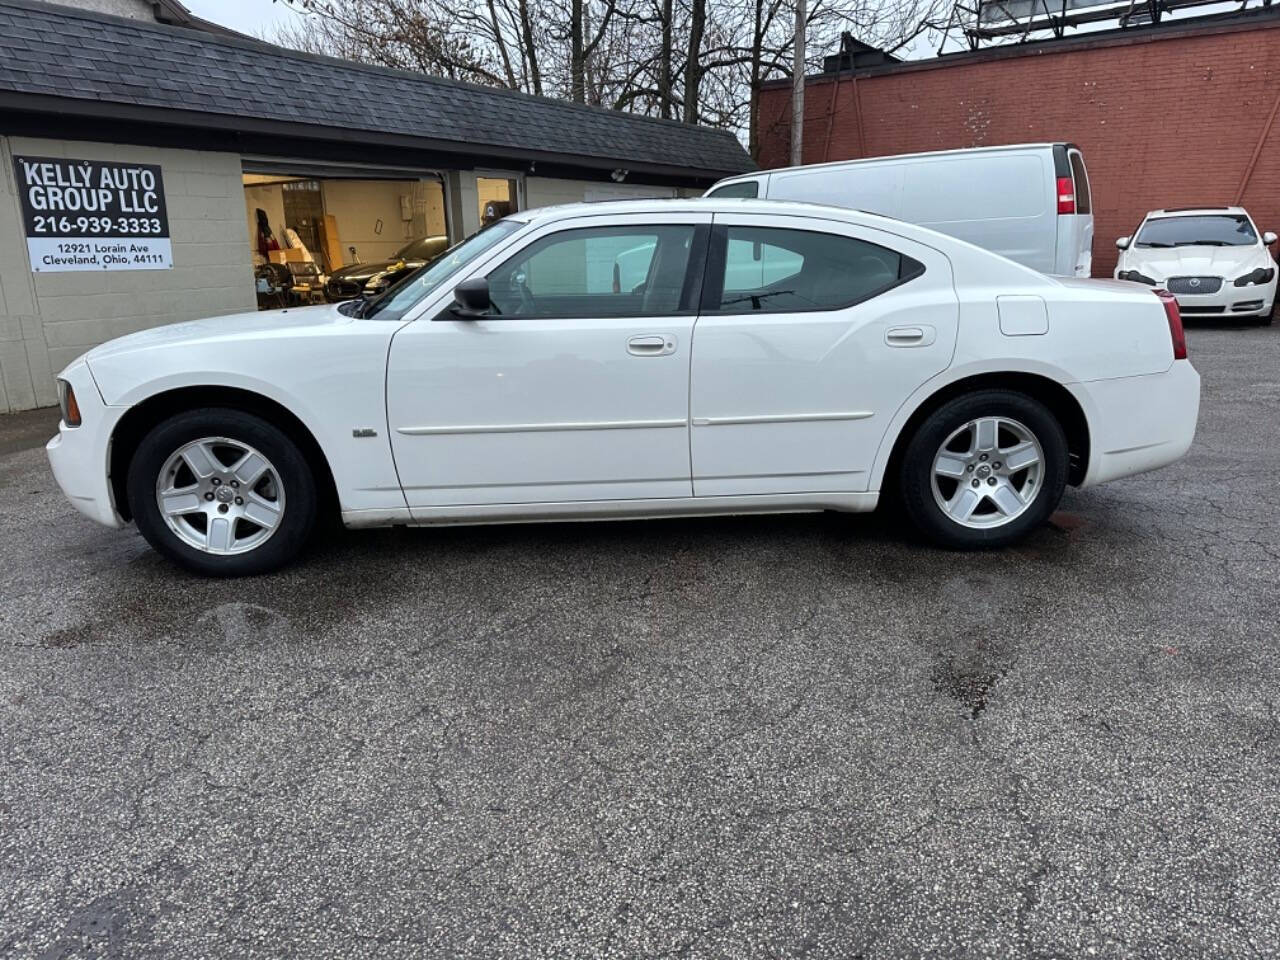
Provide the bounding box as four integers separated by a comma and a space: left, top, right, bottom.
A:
127, 408, 317, 576
899, 390, 1068, 548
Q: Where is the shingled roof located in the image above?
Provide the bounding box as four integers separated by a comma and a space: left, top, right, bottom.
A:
0, 0, 754, 181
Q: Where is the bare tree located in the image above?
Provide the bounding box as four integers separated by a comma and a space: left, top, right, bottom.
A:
270, 0, 945, 148
517, 0, 544, 94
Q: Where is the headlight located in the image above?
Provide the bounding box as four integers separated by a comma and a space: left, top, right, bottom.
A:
57, 379, 81, 427
1118, 270, 1157, 285
1233, 266, 1275, 287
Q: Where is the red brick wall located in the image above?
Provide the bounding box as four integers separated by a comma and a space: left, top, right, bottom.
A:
756, 20, 1280, 276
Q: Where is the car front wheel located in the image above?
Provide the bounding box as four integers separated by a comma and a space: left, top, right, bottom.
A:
899, 390, 1068, 548
127, 408, 317, 576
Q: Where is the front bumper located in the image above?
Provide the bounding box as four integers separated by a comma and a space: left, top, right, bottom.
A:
45, 360, 127, 529
1071, 359, 1201, 488
1166, 276, 1275, 317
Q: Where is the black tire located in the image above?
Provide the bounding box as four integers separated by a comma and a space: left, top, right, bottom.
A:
899, 390, 1068, 549
127, 408, 317, 576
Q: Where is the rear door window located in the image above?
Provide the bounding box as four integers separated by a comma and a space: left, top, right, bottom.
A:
708, 226, 923, 313
1069, 151, 1091, 215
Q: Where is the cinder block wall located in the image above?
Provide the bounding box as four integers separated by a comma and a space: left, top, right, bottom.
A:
0, 137, 254, 412
755, 18, 1280, 277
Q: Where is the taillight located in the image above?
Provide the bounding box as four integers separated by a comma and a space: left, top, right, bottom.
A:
1154, 289, 1187, 361
1056, 176, 1076, 215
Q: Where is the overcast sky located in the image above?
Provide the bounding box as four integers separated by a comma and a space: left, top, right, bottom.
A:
181, 0, 1246, 60
183, 0, 303, 39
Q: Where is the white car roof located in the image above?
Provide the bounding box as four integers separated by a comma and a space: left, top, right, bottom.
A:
515, 197, 935, 245
508, 196, 1060, 290
708, 143, 1069, 183
1145, 206, 1249, 218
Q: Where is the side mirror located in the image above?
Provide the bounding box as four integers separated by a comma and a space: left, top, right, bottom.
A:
1264, 232, 1277, 246
450, 277, 491, 319
1115, 236, 1131, 250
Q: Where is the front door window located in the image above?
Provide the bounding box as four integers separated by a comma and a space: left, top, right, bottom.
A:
486, 224, 698, 318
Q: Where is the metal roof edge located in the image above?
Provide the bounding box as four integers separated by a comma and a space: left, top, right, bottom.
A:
1, 0, 750, 155
0, 90, 745, 180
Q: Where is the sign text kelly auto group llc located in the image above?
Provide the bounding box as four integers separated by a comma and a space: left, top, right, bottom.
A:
14, 156, 172, 273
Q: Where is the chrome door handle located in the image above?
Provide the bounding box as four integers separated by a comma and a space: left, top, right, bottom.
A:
885, 325, 936, 347
627, 335, 676, 356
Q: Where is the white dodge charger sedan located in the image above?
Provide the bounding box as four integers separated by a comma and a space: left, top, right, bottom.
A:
47, 199, 1200, 576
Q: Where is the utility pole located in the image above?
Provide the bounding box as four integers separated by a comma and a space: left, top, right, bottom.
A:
790, 0, 806, 166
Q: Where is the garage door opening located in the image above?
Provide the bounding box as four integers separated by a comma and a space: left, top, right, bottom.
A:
243, 169, 447, 310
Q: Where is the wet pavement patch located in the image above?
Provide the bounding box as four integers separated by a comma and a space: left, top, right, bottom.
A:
38, 625, 93, 649
931, 656, 1010, 720
1047, 510, 1090, 533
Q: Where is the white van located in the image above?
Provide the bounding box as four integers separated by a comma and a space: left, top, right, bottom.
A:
705, 143, 1094, 277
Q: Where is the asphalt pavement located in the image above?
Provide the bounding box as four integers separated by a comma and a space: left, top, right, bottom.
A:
2, 323, 1278, 959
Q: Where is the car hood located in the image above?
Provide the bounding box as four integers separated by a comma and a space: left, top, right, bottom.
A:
86, 304, 354, 364
1124, 244, 1271, 279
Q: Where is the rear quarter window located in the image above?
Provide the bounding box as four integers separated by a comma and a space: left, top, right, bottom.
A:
711, 226, 923, 314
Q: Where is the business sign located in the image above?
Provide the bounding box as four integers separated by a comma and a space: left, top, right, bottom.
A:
976, 0, 1126, 24
13, 156, 172, 273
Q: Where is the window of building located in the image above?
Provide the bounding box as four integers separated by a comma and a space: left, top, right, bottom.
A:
477, 176, 520, 226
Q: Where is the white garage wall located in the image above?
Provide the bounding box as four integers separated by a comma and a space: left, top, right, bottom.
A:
319, 179, 448, 266
0, 136, 255, 412
321, 179, 418, 265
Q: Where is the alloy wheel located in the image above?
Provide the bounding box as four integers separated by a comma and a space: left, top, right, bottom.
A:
930, 416, 1044, 529
155, 436, 286, 555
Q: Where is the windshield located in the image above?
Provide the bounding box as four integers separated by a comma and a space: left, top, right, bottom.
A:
394, 235, 446, 261
361, 220, 525, 321
1136, 214, 1257, 248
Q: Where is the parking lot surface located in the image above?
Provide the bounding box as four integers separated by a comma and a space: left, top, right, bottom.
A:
2, 325, 1278, 959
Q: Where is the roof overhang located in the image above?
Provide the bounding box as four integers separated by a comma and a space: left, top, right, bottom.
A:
0, 91, 734, 186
